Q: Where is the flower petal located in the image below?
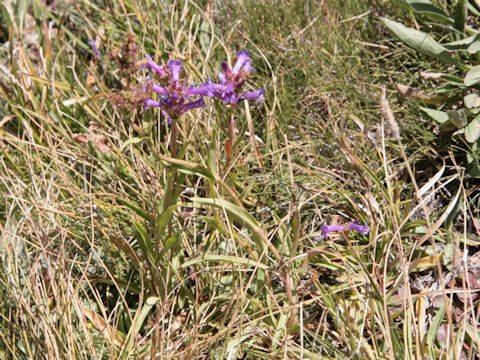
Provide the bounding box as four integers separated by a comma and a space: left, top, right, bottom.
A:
151, 83, 168, 94
347, 221, 370, 236
180, 98, 206, 114
242, 87, 265, 102
144, 55, 167, 77
232, 51, 250, 74
320, 224, 344, 239
167, 60, 183, 83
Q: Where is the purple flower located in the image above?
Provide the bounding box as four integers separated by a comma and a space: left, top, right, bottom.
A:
143, 55, 167, 78
321, 220, 370, 239
231, 51, 251, 74
213, 51, 264, 105
321, 224, 345, 240
143, 59, 212, 118
347, 220, 370, 236
168, 60, 182, 83
88, 39, 100, 59
150, 83, 168, 95
240, 87, 265, 102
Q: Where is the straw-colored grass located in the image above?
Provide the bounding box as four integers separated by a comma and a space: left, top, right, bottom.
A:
1, 1, 478, 359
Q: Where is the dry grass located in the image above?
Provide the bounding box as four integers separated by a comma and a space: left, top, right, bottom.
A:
1, 0, 479, 359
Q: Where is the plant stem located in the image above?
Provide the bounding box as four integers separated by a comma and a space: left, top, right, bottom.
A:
227, 112, 235, 164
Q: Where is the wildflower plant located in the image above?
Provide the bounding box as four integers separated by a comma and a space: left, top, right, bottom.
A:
104, 35, 300, 357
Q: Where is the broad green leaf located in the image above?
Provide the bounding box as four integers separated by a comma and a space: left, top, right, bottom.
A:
159, 156, 215, 181
123, 297, 161, 353
439, 109, 468, 132
469, 40, 480, 53
420, 107, 449, 124
182, 255, 269, 270
406, 0, 454, 24
465, 65, 480, 86
444, 34, 480, 53
465, 324, 480, 344
464, 94, 480, 108
199, 20, 211, 56
191, 197, 269, 268
381, 18, 465, 69
444, 186, 462, 231
465, 116, 480, 143
444, 34, 478, 49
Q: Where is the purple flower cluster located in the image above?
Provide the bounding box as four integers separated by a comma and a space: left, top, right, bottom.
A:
210, 51, 265, 105
320, 220, 370, 240
142, 51, 264, 118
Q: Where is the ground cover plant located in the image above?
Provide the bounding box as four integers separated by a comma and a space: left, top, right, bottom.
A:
1, 0, 480, 359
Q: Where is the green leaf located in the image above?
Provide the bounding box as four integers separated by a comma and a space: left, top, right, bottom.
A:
164, 233, 180, 252
465, 65, 480, 86
117, 198, 153, 222
191, 197, 268, 262
160, 157, 216, 182
420, 107, 449, 124
192, 197, 260, 229
454, 0, 467, 33
444, 34, 480, 53
439, 109, 468, 132
406, 0, 454, 24
465, 116, 480, 143
182, 255, 269, 270
123, 297, 161, 353
444, 186, 462, 231
119, 137, 146, 152
445, 34, 478, 48
425, 304, 446, 347
156, 203, 178, 237
469, 40, 480, 54
199, 20, 211, 56
464, 94, 480, 108
134, 221, 154, 259
381, 18, 465, 69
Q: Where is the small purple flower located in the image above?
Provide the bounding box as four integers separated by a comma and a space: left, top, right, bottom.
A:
213, 51, 264, 105
321, 224, 345, 240
88, 39, 100, 59
143, 55, 167, 78
167, 60, 182, 83
240, 87, 265, 102
321, 220, 370, 239
179, 97, 206, 114
231, 51, 251, 74
143, 59, 212, 118
347, 220, 370, 236
150, 83, 168, 95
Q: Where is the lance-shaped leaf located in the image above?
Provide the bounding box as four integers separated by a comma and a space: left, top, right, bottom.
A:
406, 0, 453, 24
381, 18, 467, 70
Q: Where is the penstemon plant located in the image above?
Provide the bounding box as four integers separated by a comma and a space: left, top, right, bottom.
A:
105, 34, 306, 355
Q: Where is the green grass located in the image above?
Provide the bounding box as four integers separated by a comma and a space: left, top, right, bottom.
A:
1, 0, 479, 359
